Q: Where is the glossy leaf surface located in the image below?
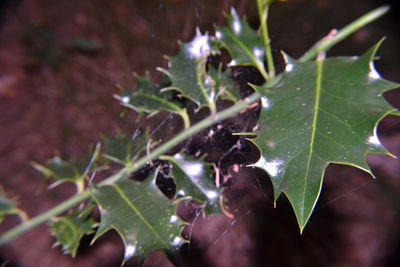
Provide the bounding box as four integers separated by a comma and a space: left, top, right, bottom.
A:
49, 206, 97, 257
253, 43, 399, 231
103, 131, 146, 165
91, 171, 182, 262
118, 74, 183, 115
32, 145, 100, 188
166, 154, 220, 213
160, 30, 215, 109
214, 9, 265, 73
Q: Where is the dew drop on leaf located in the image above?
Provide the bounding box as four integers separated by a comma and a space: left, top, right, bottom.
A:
124, 245, 136, 259
261, 96, 271, 109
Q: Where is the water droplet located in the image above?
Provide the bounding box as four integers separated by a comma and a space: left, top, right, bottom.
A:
174, 154, 183, 160
171, 236, 183, 247
230, 8, 242, 35
124, 245, 136, 259
254, 156, 283, 177
285, 63, 294, 72
182, 162, 204, 178
169, 215, 178, 224
368, 61, 380, 80
253, 47, 264, 58
206, 190, 218, 200
228, 59, 237, 66
367, 134, 381, 146
261, 96, 270, 109
121, 96, 130, 104
186, 28, 210, 59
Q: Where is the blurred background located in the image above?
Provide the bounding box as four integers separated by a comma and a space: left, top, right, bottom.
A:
0, 0, 399, 266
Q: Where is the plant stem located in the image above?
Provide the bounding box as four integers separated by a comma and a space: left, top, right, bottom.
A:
0, 191, 91, 245
179, 110, 191, 129
0, 92, 260, 245
299, 5, 389, 62
257, 0, 275, 78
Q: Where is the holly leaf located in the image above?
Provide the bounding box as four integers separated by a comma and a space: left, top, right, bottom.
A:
159, 29, 218, 110
208, 67, 241, 102
0, 190, 23, 224
165, 154, 220, 213
103, 131, 146, 165
32, 144, 100, 188
252, 42, 399, 231
117, 74, 184, 115
214, 8, 265, 74
91, 170, 183, 263
49, 205, 97, 257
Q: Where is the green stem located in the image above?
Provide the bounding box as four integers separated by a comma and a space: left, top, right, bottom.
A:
257, 0, 275, 78
0, 191, 91, 245
299, 5, 389, 62
0, 92, 260, 245
179, 110, 191, 129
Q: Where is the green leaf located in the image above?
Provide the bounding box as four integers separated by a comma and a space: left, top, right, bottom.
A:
49, 205, 97, 257
103, 131, 146, 165
32, 144, 100, 188
159, 29, 217, 110
208, 67, 241, 102
164, 154, 220, 213
91, 170, 183, 262
214, 8, 267, 78
117, 74, 184, 115
0, 190, 21, 223
252, 42, 399, 231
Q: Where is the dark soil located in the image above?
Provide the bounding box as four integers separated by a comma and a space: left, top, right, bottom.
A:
1, 0, 400, 266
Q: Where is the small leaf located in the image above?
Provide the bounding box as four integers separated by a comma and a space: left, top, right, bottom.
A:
165, 154, 220, 213
208, 67, 241, 102
160, 29, 217, 110
33, 144, 100, 188
0, 190, 21, 223
50, 205, 97, 257
103, 131, 146, 165
91, 170, 183, 262
252, 42, 399, 231
214, 8, 266, 76
117, 74, 184, 115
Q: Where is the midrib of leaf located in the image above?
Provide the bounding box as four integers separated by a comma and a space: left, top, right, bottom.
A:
196, 62, 214, 110
300, 59, 323, 227
224, 30, 268, 79
111, 183, 167, 247
58, 217, 78, 239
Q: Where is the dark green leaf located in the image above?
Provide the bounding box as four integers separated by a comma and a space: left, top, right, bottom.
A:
160, 29, 217, 110
117, 74, 183, 115
91, 170, 182, 262
214, 8, 266, 77
165, 154, 220, 213
49, 205, 97, 257
0, 190, 20, 223
253, 42, 399, 231
208, 67, 241, 102
32, 144, 100, 187
103, 131, 146, 165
